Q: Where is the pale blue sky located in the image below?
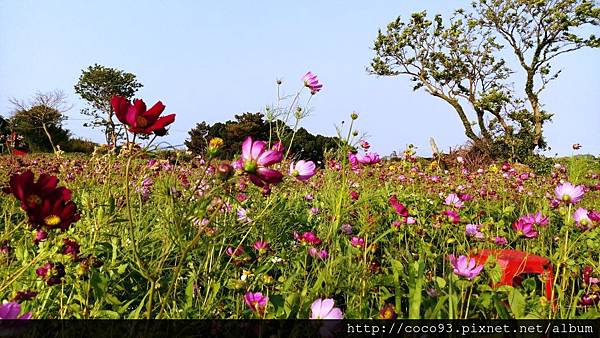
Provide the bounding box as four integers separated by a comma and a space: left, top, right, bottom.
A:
1, 0, 598, 156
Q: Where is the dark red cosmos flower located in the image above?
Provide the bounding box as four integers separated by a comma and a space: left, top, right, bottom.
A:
471, 249, 554, 302
62, 238, 80, 260
111, 96, 175, 135
28, 195, 80, 231
36, 262, 66, 286
389, 195, 408, 217
4, 171, 71, 211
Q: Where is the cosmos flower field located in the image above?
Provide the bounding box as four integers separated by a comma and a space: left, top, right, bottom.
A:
1, 76, 600, 320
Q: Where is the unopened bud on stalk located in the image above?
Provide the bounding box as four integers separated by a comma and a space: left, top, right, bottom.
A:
217, 161, 233, 180
350, 112, 358, 120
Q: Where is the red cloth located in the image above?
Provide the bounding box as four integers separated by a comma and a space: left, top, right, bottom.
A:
471, 249, 554, 301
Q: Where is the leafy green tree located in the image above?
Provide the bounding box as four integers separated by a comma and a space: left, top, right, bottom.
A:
473, 0, 600, 149
74, 64, 143, 146
9, 91, 71, 152
186, 113, 337, 164
371, 0, 599, 160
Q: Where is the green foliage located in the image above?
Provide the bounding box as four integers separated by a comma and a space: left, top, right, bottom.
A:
1, 152, 599, 319
371, 0, 600, 160
63, 138, 98, 154
185, 113, 338, 164
74, 64, 143, 146
10, 105, 70, 152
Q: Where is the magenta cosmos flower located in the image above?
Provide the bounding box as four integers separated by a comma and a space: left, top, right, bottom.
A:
519, 212, 548, 227
512, 219, 538, 238
554, 182, 585, 204
310, 298, 343, 319
355, 152, 381, 165
302, 71, 323, 94
238, 137, 283, 187
289, 160, 317, 181
442, 210, 461, 224
449, 255, 483, 280
244, 291, 268, 316
573, 208, 593, 229
444, 193, 464, 209
0, 301, 31, 319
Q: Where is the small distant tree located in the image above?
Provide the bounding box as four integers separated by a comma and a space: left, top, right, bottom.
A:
9, 90, 72, 152
74, 64, 143, 146
0, 116, 10, 153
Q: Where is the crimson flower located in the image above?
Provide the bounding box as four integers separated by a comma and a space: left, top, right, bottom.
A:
389, 195, 408, 217
4, 171, 71, 211
471, 249, 554, 302
110, 96, 175, 135
28, 194, 80, 232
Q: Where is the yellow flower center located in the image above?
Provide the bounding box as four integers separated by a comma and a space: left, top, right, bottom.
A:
27, 194, 42, 206
44, 215, 61, 226
136, 116, 148, 128
562, 194, 571, 202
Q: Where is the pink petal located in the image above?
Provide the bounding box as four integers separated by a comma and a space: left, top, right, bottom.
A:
241, 137, 253, 161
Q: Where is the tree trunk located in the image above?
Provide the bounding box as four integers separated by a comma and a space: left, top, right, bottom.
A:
525, 68, 542, 149
446, 97, 480, 143
41, 123, 57, 153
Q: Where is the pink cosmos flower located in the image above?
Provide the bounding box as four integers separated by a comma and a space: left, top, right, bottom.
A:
252, 240, 270, 254
226, 246, 245, 257
237, 207, 252, 224
359, 140, 370, 150
554, 182, 585, 204
573, 208, 592, 229
239, 136, 283, 187
355, 152, 381, 165
583, 266, 600, 285
244, 291, 268, 316
445, 193, 464, 209
442, 210, 461, 224
519, 212, 548, 227
289, 160, 317, 181
465, 224, 484, 240
0, 301, 31, 319
350, 236, 365, 248
295, 231, 322, 246
347, 152, 360, 172
449, 255, 483, 280
302, 71, 323, 94
512, 219, 538, 238
310, 298, 343, 319
389, 195, 408, 217
308, 247, 329, 260
494, 236, 508, 246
